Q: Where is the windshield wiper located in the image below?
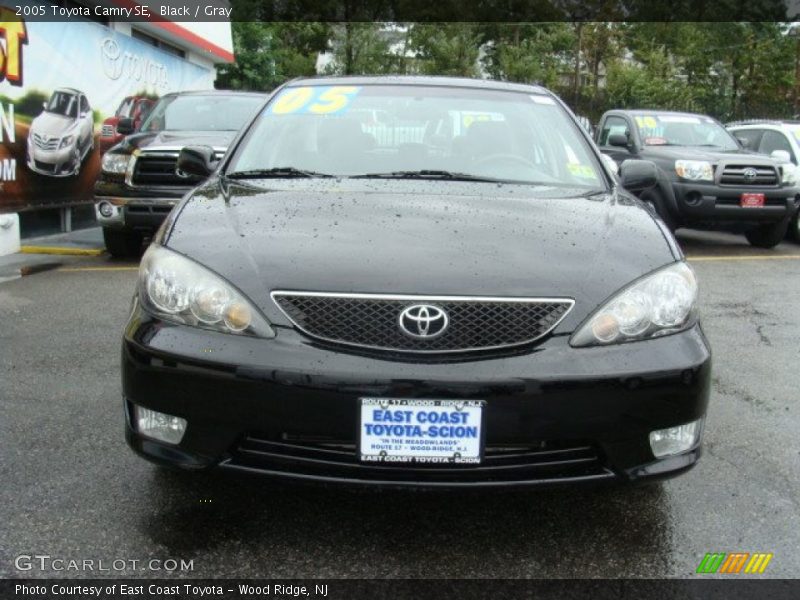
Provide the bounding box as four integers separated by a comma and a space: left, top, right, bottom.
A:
351, 170, 504, 183
225, 167, 334, 179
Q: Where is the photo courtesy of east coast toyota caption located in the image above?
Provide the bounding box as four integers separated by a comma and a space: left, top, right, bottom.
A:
124, 77, 711, 487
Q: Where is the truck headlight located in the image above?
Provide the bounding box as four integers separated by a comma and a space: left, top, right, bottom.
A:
571, 262, 698, 347
101, 152, 131, 174
781, 164, 798, 186
675, 160, 713, 181
139, 245, 275, 337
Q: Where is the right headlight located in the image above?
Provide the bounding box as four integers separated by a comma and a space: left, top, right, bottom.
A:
571, 261, 698, 347
139, 244, 275, 338
101, 152, 131, 174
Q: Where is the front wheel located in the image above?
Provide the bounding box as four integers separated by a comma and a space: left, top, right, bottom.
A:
790, 211, 800, 243
744, 219, 789, 249
103, 227, 142, 258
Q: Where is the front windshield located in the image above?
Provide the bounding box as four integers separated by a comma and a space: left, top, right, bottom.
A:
635, 113, 739, 150
46, 91, 78, 119
227, 84, 605, 189
140, 94, 264, 133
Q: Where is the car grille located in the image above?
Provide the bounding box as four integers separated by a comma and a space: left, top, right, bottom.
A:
226, 434, 612, 485
101, 124, 115, 137
719, 165, 778, 185
272, 292, 574, 353
131, 153, 202, 186
32, 133, 59, 151
33, 159, 57, 173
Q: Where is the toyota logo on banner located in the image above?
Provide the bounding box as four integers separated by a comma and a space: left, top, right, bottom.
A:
398, 304, 449, 339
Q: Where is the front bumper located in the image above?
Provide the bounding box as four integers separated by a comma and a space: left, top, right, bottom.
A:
122, 302, 712, 488
671, 181, 799, 224
26, 143, 76, 177
94, 195, 180, 232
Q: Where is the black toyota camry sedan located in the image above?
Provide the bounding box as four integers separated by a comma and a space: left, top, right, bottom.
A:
122, 76, 711, 487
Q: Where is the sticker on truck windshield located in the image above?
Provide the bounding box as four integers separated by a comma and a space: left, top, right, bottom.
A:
266, 86, 362, 116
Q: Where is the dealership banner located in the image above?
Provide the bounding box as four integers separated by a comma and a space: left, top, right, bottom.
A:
0, 5, 215, 212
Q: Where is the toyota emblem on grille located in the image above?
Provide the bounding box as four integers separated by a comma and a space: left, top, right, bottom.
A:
743, 168, 758, 182
398, 304, 449, 339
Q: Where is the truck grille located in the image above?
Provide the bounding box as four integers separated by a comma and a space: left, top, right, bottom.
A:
131, 153, 202, 186
719, 165, 778, 186
32, 133, 59, 151
272, 292, 574, 354
101, 124, 115, 137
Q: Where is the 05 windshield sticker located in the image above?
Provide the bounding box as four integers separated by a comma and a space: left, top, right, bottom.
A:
567, 163, 597, 179
266, 86, 362, 116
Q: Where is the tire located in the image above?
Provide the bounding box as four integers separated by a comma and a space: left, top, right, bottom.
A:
791, 211, 800, 243
103, 227, 142, 258
639, 187, 678, 232
744, 219, 790, 249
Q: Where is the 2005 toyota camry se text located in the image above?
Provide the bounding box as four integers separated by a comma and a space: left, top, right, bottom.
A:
122, 76, 711, 487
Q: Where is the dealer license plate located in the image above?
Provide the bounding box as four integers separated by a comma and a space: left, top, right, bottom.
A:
740, 193, 765, 207
359, 398, 484, 465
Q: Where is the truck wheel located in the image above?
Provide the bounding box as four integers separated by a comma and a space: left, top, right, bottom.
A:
791, 211, 800, 243
639, 188, 678, 232
103, 228, 142, 258
744, 219, 789, 249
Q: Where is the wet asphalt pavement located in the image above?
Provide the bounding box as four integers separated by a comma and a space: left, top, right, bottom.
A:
0, 229, 798, 579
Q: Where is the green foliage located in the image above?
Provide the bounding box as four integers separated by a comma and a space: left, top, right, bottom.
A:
481, 24, 574, 87
217, 22, 329, 91
14, 89, 48, 119
216, 20, 800, 121
407, 24, 482, 77
324, 23, 399, 75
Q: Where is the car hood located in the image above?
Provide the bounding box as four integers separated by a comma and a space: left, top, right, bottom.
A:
122, 130, 236, 153
30, 112, 76, 137
163, 180, 680, 331
642, 145, 779, 164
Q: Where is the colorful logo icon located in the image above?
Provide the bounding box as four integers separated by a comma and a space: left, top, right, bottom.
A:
696, 552, 773, 574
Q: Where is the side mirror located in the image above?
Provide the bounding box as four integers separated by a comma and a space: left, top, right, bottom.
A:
608, 133, 630, 148
619, 159, 658, 193
116, 118, 135, 135
771, 149, 791, 164
177, 145, 218, 178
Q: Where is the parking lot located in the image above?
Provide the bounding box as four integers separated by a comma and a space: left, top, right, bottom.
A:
1, 229, 798, 579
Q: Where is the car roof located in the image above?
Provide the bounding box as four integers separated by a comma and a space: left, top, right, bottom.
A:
160, 90, 269, 99
53, 87, 82, 95
614, 109, 714, 119
727, 120, 800, 128
284, 75, 551, 96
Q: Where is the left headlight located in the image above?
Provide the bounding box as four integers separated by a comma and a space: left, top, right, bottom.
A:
571, 261, 698, 347
58, 135, 75, 150
101, 152, 131, 174
675, 160, 713, 181
139, 245, 275, 338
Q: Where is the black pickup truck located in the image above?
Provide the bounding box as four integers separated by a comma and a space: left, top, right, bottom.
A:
94, 90, 267, 257
596, 109, 800, 248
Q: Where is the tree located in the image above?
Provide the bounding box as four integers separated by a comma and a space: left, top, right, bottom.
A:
216, 22, 330, 91
481, 23, 574, 88
407, 23, 482, 77
324, 23, 399, 75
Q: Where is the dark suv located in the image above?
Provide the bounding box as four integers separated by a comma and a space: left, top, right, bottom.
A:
94, 90, 267, 257
596, 110, 799, 248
